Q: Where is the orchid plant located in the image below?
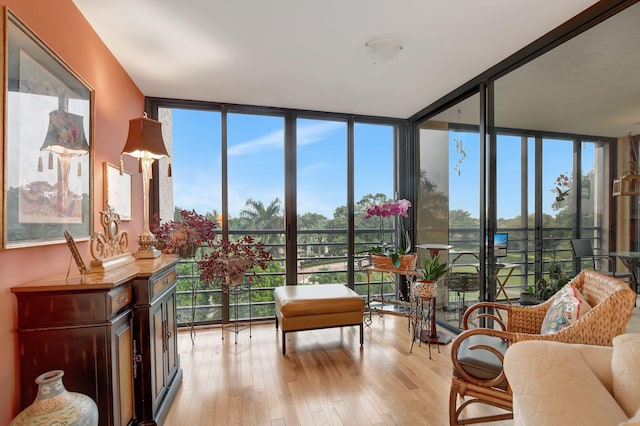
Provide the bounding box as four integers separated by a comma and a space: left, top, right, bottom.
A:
363, 198, 412, 268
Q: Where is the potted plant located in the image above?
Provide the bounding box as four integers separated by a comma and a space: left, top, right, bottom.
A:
198, 235, 273, 286
151, 209, 218, 257
362, 198, 413, 269
519, 285, 540, 305
413, 254, 448, 299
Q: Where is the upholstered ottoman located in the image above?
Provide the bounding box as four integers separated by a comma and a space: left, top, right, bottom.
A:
274, 284, 365, 354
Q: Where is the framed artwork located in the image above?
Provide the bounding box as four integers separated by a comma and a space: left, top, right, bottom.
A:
2, 9, 94, 248
104, 162, 133, 221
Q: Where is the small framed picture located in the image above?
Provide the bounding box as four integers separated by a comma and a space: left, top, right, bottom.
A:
104, 162, 133, 221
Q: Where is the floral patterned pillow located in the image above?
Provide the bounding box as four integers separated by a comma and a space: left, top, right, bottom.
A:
540, 284, 592, 335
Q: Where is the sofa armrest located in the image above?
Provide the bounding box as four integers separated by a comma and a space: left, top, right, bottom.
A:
504, 340, 626, 426
574, 343, 615, 394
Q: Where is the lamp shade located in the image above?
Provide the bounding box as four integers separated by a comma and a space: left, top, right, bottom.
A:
121, 115, 168, 159
40, 110, 89, 156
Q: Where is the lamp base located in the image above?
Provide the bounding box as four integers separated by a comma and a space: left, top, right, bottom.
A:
135, 232, 160, 258
133, 248, 161, 259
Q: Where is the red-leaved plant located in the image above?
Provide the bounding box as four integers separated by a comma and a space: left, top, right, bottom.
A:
198, 235, 273, 286
151, 209, 217, 257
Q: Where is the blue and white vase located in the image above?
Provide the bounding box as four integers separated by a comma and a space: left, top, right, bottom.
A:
11, 370, 98, 426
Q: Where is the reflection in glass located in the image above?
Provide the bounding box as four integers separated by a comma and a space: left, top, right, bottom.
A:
418, 94, 481, 329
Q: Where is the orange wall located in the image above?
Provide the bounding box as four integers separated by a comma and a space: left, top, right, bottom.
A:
0, 1, 145, 422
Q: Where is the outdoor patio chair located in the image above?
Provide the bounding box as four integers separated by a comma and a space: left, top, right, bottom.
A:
571, 238, 630, 280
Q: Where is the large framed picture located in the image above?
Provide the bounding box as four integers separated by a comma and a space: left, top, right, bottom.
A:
104, 162, 133, 221
2, 9, 93, 248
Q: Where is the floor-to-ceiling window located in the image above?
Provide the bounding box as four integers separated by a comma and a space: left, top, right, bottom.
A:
411, 1, 639, 333
416, 98, 618, 331
227, 112, 286, 320
157, 107, 225, 325
153, 103, 401, 326
417, 94, 482, 327
353, 123, 398, 305
296, 117, 347, 286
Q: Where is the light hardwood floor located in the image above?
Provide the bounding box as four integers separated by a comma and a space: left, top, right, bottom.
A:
165, 301, 640, 426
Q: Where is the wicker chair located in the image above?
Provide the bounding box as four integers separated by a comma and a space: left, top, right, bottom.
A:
449, 269, 636, 425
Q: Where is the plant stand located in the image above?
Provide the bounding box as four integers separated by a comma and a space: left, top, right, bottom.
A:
221, 283, 252, 344
409, 295, 440, 358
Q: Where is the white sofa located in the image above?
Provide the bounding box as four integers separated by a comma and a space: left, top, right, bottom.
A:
503, 333, 640, 426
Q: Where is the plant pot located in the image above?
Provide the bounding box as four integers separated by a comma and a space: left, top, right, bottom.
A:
519, 292, 541, 306
179, 242, 197, 258
11, 370, 99, 426
225, 269, 245, 285
370, 253, 417, 272
413, 280, 438, 299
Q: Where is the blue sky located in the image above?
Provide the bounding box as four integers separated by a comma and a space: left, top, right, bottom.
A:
168, 108, 592, 220
169, 109, 394, 218
449, 131, 594, 218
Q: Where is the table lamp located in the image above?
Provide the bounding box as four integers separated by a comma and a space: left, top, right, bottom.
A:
121, 113, 169, 258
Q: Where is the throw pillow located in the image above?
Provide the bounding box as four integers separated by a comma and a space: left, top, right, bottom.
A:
540, 284, 592, 335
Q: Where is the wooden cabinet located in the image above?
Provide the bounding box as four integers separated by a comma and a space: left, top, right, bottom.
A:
12, 256, 181, 426
131, 266, 182, 425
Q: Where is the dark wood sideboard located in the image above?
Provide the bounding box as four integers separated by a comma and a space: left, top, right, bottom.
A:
11, 255, 182, 426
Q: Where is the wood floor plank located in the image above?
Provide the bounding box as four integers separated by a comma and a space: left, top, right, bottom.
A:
164, 309, 640, 425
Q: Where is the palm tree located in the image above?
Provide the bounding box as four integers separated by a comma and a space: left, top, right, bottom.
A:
239, 198, 283, 245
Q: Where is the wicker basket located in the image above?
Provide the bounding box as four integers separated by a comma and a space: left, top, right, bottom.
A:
370, 253, 417, 272
444, 272, 480, 292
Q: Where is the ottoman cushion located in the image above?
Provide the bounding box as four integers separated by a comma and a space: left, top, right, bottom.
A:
274, 284, 364, 317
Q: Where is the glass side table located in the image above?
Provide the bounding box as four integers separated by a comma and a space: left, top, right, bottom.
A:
221, 282, 252, 344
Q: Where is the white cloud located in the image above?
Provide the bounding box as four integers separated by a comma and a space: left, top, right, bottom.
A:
228, 128, 284, 155
228, 120, 343, 155
297, 121, 344, 145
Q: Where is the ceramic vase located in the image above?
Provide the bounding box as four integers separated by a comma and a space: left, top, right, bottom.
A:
11, 370, 99, 426
413, 280, 438, 299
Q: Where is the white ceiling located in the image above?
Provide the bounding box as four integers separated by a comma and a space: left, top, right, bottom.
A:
72, 0, 600, 119
431, 2, 640, 138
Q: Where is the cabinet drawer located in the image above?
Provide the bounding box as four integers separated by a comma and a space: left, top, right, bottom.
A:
109, 284, 132, 317
151, 269, 176, 301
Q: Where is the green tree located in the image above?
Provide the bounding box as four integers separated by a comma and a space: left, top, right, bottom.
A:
298, 212, 329, 257
450, 209, 479, 228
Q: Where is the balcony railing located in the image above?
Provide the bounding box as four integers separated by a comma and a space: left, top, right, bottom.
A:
175, 226, 606, 328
